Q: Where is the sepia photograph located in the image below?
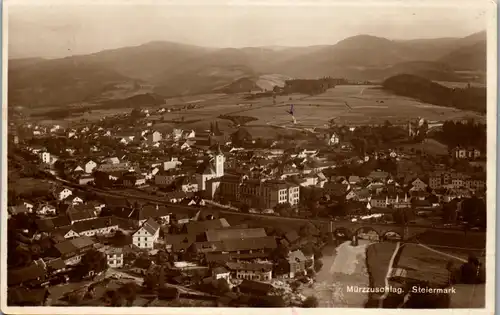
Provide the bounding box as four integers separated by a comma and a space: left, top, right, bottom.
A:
2, 0, 496, 314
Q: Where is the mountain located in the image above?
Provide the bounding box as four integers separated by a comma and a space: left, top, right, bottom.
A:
439, 41, 487, 71
8, 58, 133, 107
8, 31, 487, 108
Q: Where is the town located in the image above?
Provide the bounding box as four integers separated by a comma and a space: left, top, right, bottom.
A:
7, 103, 487, 307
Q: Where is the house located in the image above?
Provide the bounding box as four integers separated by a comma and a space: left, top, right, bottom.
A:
410, 178, 428, 192
36, 203, 57, 216
205, 228, 267, 242
128, 204, 171, 226
165, 234, 197, 253
54, 187, 73, 201
348, 175, 361, 185
186, 218, 231, 236
452, 147, 481, 160
154, 172, 178, 186
324, 182, 350, 199
130, 257, 153, 275
40, 152, 51, 164
85, 160, 97, 174
226, 262, 273, 281
53, 236, 95, 265
132, 218, 161, 249
286, 250, 308, 278
368, 171, 389, 182
66, 195, 84, 205
67, 204, 98, 224
105, 247, 124, 268
8, 204, 30, 216
147, 131, 163, 143
238, 279, 275, 296
72, 217, 119, 237
164, 157, 182, 171
212, 266, 231, 281
122, 173, 147, 187
327, 133, 340, 146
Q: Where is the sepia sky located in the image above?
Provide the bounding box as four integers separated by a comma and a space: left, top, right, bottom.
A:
8, 0, 489, 59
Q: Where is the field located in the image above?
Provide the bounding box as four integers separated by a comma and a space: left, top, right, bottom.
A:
9, 177, 52, 194
29, 85, 486, 137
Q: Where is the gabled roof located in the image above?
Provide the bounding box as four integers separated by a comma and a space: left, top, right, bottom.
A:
226, 262, 273, 272
186, 218, 230, 236
205, 228, 267, 242
140, 217, 160, 235
72, 217, 117, 233
165, 234, 197, 252
287, 250, 307, 263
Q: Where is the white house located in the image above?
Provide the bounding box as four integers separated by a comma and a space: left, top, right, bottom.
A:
226, 262, 273, 281
185, 130, 196, 139
212, 266, 231, 281
40, 152, 51, 164
85, 160, 97, 174
148, 131, 162, 143
132, 218, 160, 249
37, 204, 57, 216
55, 187, 73, 201
164, 157, 182, 171
105, 248, 124, 268
328, 133, 340, 146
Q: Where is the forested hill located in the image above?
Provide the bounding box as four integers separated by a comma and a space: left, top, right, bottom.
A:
382, 74, 486, 114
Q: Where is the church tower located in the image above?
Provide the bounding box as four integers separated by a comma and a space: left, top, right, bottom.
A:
214, 145, 225, 177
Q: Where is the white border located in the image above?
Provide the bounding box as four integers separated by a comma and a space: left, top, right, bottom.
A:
1, 0, 497, 314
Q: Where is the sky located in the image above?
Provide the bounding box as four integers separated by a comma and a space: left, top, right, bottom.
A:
7, 0, 490, 59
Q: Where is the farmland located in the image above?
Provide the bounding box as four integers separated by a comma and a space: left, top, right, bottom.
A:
30, 85, 485, 136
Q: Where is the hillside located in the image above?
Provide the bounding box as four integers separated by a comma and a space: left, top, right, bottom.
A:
382, 74, 487, 113
8, 31, 487, 108
439, 41, 487, 71
8, 58, 133, 107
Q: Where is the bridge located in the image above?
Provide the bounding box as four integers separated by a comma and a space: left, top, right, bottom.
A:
317, 220, 428, 241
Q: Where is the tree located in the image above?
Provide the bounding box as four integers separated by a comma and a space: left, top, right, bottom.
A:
117, 283, 138, 306
314, 259, 323, 272
302, 296, 319, 308
215, 278, 231, 294
74, 249, 107, 280
240, 203, 250, 213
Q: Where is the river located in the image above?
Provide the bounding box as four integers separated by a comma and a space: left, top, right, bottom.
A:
300, 240, 374, 308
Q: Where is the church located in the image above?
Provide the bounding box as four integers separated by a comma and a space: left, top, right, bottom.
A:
195, 145, 225, 192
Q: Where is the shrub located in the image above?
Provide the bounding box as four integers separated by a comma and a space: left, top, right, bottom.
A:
302, 296, 319, 308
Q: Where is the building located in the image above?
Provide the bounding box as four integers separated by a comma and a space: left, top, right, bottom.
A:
163, 157, 182, 171
154, 172, 178, 186
196, 146, 225, 191
132, 218, 161, 249
226, 262, 273, 281
452, 147, 481, 160
241, 179, 300, 210
327, 133, 340, 146
409, 178, 428, 191
53, 236, 95, 265
40, 152, 51, 164
97, 162, 131, 173
71, 217, 119, 237
212, 266, 231, 281
147, 131, 163, 143
287, 250, 308, 278
105, 247, 124, 268
54, 187, 73, 201
122, 173, 147, 187
85, 160, 97, 174
205, 228, 267, 242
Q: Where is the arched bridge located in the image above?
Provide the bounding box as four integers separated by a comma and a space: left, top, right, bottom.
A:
315, 221, 431, 241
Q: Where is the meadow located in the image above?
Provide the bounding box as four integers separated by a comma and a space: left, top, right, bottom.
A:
33, 85, 486, 137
